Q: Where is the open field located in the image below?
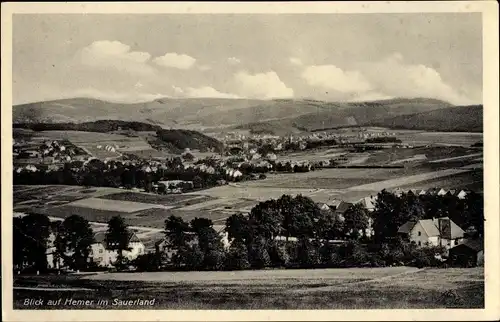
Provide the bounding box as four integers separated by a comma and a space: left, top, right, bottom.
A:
69, 198, 175, 212
347, 168, 471, 191
22, 130, 157, 158
394, 130, 482, 146
13, 267, 483, 309
14, 186, 239, 228
98, 192, 211, 206
396, 169, 484, 192
364, 146, 481, 165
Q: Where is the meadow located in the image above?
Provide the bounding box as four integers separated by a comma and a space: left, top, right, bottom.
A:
13, 186, 238, 228
13, 267, 484, 309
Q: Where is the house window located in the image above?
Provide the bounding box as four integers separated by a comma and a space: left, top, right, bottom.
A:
418, 241, 421, 246
418, 231, 421, 236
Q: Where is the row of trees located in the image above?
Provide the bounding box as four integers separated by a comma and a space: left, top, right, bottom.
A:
13, 213, 131, 273
14, 158, 226, 190
13, 189, 484, 273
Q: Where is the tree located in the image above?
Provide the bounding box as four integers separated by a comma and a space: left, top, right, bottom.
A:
372, 190, 408, 243
296, 237, 320, 268
289, 195, 321, 239
464, 191, 484, 237
18, 213, 51, 272
248, 236, 271, 269
105, 216, 131, 269
225, 213, 250, 242
268, 240, 290, 268
248, 200, 283, 242
225, 239, 250, 270
343, 204, 369, 240
191, 218, 226, 270
165, 215, 192, 249
183, 244, 205, 270
13, 217, 27, 271
164, 216, 193, 268
55, 215, 95, 270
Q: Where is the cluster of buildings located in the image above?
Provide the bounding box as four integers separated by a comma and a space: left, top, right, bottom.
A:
14, 140, 87, 165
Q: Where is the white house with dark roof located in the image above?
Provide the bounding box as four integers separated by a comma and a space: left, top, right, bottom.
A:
90, 231, 145, 267
398, 217, 465, 249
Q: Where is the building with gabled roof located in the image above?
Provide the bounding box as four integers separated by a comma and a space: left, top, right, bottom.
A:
90, 231, 145, 267
356, 195, 378, 212
398, 217, 465, 249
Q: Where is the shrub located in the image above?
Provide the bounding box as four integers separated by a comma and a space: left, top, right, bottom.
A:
296, 238, 320, 268
248, 237, 271, 269
183, 244, 205, 270
225, 240, 250, 270
133, 253, 159, 272
319, 243, 342, 267
268, 240, 290, 268
204, 249, 226, 271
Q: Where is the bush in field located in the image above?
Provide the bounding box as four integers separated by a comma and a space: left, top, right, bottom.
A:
205, 249, 226, 271
296, 237, 320, 268
338, 240, 370, 267
183, 244, 205, 270
248, 237, 271, 269
225, 239, 250, 270
133, 253, 159, 272
268, 240, 290, 268
411, 244, 447, 268
319, 243, 343, 267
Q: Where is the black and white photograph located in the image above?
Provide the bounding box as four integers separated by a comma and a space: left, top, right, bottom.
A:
2, 1, 499, 321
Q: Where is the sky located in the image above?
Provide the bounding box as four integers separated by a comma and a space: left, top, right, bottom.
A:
12, 13, 482, 105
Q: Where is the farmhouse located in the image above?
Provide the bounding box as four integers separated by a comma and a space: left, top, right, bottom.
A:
333, 201, 353, 216
356, 195, 378, 212
398, 217, 465, 249
90, 231, 145, 267
448, 238, 484, 267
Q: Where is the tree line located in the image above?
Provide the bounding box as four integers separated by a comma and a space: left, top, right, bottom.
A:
13, 189, 483, 273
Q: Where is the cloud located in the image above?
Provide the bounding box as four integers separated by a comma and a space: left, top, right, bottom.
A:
347, 91, 394, 102
77, 40, 154, 75
302, 65, 373, 93
361, 53, 474, 104
235, 71, 294, 99
70, 87, 166, 103
228, 57, 241, 65
172, 85, 184, 95
289, 57, 303, 66
153, 53, 197, 69
300, 53, 473, 104
198, 64, 212, 71
185, 86, 241, 99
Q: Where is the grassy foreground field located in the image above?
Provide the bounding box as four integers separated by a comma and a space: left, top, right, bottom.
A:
13, 267, 483, 309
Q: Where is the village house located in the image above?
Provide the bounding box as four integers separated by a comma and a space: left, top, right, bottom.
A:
90, 231, 145, 267
398, 217, 465, 249
356, 195, 378, 212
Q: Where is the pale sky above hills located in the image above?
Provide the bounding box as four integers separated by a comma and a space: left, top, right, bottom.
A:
13, 13, 482, 105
